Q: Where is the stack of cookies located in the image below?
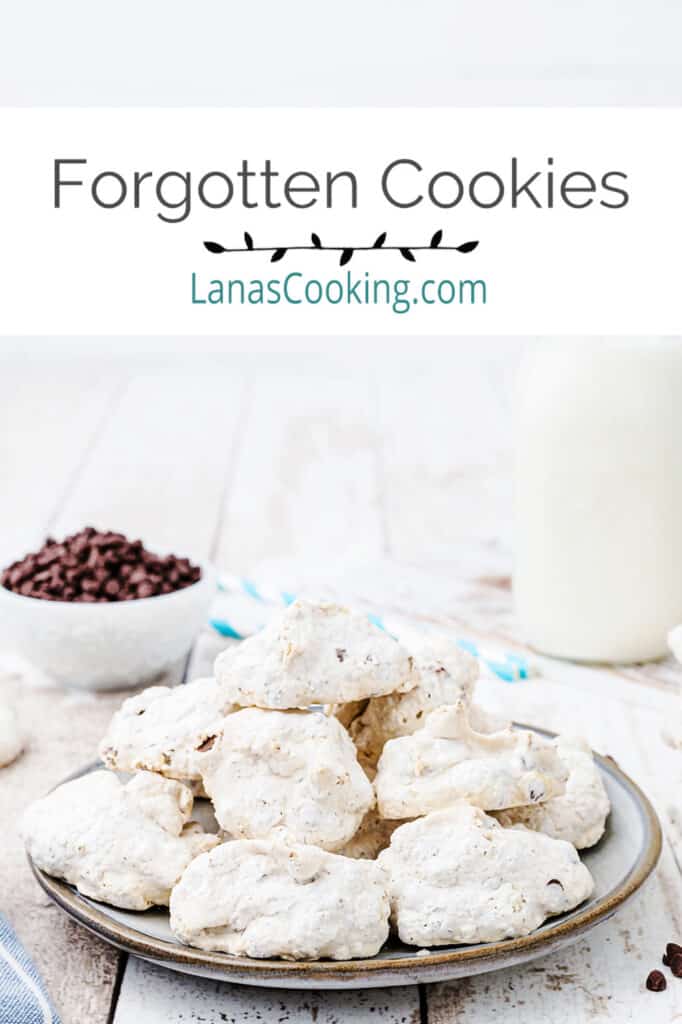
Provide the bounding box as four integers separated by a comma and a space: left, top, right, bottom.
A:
22, 599, 608, 960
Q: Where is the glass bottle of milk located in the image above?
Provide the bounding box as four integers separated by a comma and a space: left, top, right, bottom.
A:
514, 338, 682, 663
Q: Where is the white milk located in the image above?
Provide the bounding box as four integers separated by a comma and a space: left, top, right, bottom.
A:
514, 338, 682, 663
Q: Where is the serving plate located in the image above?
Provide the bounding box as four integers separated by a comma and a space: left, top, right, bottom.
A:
29, 728, 661, 989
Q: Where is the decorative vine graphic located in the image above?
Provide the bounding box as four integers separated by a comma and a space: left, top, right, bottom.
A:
204, 231, 479, 266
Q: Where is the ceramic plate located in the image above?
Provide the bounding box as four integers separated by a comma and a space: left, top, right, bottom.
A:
29, 728, 661, 990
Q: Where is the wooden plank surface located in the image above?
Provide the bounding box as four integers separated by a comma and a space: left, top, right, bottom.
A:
376, 347, 516, 570
0, 367, 128, 566
1, 352, 681, 1024
0, 364, 248, 1024
0, 365, 131, 1023
49, 369, 249, 557
215, 368, 386, 579
436, 667, 682, 1023
1, 683, 123, 1024
115, 958, 422, 1024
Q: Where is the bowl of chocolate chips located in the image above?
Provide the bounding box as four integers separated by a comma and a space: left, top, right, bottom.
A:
0, 528, 217, 690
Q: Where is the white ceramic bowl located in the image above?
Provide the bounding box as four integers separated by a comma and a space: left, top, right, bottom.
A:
0, 561, 217, 690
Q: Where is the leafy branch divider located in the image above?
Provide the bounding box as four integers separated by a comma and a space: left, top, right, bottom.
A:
204, 231, 478, 266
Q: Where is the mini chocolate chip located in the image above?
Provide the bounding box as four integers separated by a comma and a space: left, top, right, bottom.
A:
336, 648, 347, 662
666, 943, 682, 961
1, 529, 201, 604
36, 549, 60, 568
670, 953, 682, 978
647, 970, 667, 992
71, 538, 88, 559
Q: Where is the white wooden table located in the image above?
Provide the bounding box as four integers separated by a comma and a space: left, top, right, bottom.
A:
1, 342, 681, 1024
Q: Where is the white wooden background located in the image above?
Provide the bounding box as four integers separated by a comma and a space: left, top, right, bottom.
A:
1, 341, 681, 1024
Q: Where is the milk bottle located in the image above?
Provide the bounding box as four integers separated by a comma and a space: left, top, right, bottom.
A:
514, 338, 682, 662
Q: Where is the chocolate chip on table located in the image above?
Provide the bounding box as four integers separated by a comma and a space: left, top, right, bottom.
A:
0, 528, 201, 604
663, 937, 679, 962
646, 970, 667, 992
670, 953, 682, 979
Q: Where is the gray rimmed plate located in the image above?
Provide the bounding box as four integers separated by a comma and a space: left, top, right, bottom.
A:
28, 728, 662, 990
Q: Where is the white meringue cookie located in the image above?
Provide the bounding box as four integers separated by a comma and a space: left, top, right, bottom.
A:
493, 735, 610, 849
198, 707, 373, 852
170, 837, 390, 960
22, 770, 218, 910
378, 803, 594, 946
337, 806, 405, 860
334, 632, 480, 770
98, 677, 235, 781
214, 599, 416, 709
375, 702, 566, 818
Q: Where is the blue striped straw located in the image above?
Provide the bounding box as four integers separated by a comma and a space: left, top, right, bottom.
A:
210, 576, 533, 683
218, 574, 297, 608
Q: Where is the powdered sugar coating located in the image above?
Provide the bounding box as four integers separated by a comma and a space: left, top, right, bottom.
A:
378, 803, 594, 946
214, 600, 416, 709
198, 707, 374, 851
22, 770, 218, 910
170, 838, 390, 959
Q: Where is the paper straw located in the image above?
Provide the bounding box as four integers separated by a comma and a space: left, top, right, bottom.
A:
210, 575, 534, 683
